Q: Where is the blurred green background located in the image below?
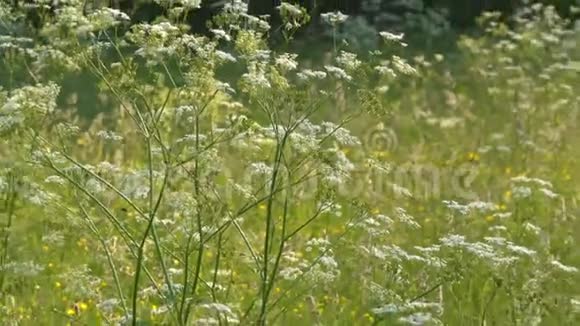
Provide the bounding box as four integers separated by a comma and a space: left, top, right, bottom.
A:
1, 0, 580, 118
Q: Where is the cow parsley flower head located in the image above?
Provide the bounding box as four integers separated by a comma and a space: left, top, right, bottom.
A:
96, 130, 123, 142
248, 162, 272, 176
88, 8, 130, 31
380, 31, 408, 47
97, 298, 120, 313
224, 0, 248, 14
181, 0, 202, 9
398, 312, 437, 325
297, 69, 327, 81
391, 56, 417, 75
240, 65, 271, 91
440, 234, 466, 247
511, 175, 553, 188
215, 50, 237, 63
280, 267, 303, 280
467, 201, 496, 212
512, 186, 532, 199
524, 222, 541, 235
277, 2, 302, 17
394, 207, 421, 229
539, 187, 558, 198
324, 65, 352, 81
321, 11, 349, 26
211, 29, 231, 42
551, 260, 578, 273
375, 63, 397, 77
275, 53, 298, 71
507, 244, 536, 257
442, 200, 470, 215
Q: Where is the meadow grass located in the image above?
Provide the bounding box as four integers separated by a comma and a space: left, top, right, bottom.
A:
1, 1, 580, 325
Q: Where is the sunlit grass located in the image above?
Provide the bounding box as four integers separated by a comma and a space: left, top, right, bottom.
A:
1, 1, 580, 325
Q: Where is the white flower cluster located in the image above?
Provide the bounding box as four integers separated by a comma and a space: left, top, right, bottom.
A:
277, 2, 307, 30
442, 200, 497, 215
337, 51, 362, 71
324, 65, 352, 81
275, 53, 298, 72
1, 83, 60, 133
320, 11, 349, 26
96, 130, 123, 142
88, 8, 130, 31
379, 31, 408, 47
296, 69, 327, 81
510, 175, 559, 199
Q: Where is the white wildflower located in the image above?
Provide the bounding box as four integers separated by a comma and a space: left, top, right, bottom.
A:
440, 234, 466, 247
398, 312, 437, 325
442, 200, 470, 215
210, 29, 231, 41
467, 201, 496, 212
493, 212, 512, 219
215, 50, 237, 63
524, 222, 541, 235
199, 303, 235, 315
484, 236, 508, 246
320, 11, 348, 26
297, 69, 327, 80
324, 65, 352, 81
337, 51, 362, 70
181, 0, 201, 9
44, 175, 66, 185
277, 2, 302, 16
280, 267, 303, 280
571, 298, 580, 313
512, 186, 532, 199
506, 244, 536, 257
319, 255, 338, 269
379, 31, 408, 47
539, 187, 558, 199
391, 56, 417, 75
97, 298, 120, 312
551, 260, 578, 273
248, 162, 272, 176
511, 176, 553, 188
88, 8, 130, 31
392, 183, 413, 198
464, 242, 496, 259
241, 66, 271, 90
375, 63, 397, 77
394, 207, 421, 229
224, 0, 248, 14
96, 130, 123, 142
275, 53, 298, 71
379, 31, 404, 42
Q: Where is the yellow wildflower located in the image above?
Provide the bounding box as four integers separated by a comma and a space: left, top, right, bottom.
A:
504, 190, 512, 201
467, 152, 480, 162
